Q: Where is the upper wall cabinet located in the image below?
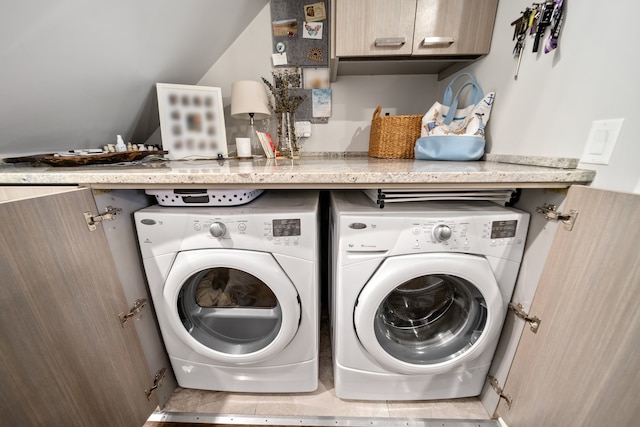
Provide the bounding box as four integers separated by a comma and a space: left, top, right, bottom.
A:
331, 0, 499, 79
413, 0, 498, 56
335, 0, 417, 57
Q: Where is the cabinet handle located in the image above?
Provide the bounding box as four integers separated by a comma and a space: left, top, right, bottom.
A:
421, 36, 456, 46
374, 37, 406, 47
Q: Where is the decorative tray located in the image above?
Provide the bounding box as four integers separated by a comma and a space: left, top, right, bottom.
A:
2, 151, 168, 167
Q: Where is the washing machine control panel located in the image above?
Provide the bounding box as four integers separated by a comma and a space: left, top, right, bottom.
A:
407, 218, 475, 251
340, 213, 529, 262
400, 215, 528, 261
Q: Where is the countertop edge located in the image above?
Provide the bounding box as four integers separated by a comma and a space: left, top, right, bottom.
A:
0, 156, 596, 190
483, 154, 580, 169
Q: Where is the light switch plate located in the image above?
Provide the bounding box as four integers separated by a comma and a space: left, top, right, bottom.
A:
580, 118, 624, 165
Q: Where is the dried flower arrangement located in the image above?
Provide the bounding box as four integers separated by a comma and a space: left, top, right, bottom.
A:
262, 68, 306, 155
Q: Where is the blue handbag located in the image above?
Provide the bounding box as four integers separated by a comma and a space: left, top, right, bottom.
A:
414, 135, 485, 161
415, 73, 493, 161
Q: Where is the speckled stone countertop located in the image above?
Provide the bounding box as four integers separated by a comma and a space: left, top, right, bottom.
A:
0, 155, 595, 190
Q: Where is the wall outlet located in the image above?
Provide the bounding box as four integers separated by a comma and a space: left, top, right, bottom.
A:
295, 121, 311, 138
580, 118, 624, 165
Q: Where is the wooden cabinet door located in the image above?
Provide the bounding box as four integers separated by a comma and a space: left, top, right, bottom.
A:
0, 187, 157, 426
413, 0, 498, 55
335, 0, 416, 57
497, 186, 640, 426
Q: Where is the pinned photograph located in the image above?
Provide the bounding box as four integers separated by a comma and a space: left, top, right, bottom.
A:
304, 2, 326, 22
273, 19, 298, 37
303, 68, 330, 89
303, 21, 323, 39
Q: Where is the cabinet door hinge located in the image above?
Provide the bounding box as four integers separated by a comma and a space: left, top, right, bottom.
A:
487, 375, 512, 409
145, 367, 167, 400
83, 206, 122, 231
118, 298, 148, 327
509, 302, 541, 333
536, 204, 578, 231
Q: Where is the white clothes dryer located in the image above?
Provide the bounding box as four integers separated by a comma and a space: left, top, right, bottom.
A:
329, 190, 529, 400
134, 190, 320, 393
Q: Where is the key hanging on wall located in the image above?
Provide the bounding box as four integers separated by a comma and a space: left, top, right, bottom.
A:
532, 2, 555, 52
544, 0, 565, 53
510, 7, 531, 79
509, 0, 566, 80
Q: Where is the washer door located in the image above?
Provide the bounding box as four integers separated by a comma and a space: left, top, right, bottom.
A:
354, 253, 504, 374
164, 249, 301, 364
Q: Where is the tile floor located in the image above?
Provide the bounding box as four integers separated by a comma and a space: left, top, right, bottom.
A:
149, 315, 490, 422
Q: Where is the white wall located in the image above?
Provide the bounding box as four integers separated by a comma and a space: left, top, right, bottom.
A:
445, 0, 640, 194
204, 2, 639, 194
0, 0, 268, 157
199, 5, 438, 154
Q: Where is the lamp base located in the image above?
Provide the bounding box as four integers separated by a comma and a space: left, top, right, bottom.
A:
249, 116, 265, 158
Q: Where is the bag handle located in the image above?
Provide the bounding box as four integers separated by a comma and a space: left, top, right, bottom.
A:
442, 73, 483, 106
372, 105, 382, 120
442, 82, 477, 125
442, 76, 485, 126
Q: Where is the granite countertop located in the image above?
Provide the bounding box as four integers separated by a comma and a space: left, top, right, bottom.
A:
0, 154, 596, 190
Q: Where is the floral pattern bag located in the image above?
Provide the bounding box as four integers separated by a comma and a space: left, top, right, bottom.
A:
415, 73, 495, 161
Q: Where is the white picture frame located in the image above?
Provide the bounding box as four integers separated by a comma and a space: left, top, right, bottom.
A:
156, 83, 228, 160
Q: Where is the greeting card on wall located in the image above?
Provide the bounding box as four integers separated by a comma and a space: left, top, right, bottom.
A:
302, 22, 323, 39
156, 83, 228, 160
312, 88, 331, 118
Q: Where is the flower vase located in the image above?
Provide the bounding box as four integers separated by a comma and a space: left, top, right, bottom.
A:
277, 112, 299, 158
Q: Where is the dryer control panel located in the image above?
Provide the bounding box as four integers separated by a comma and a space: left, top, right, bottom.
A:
135, 190, 320, 261
182, 214, 314, 259
136, 212, 317, 261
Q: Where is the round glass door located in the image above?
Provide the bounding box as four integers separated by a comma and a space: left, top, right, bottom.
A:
163, 249, 301, 364
353, 253, 504, 374
178, 267, 281, 355
375, 274, 487, 365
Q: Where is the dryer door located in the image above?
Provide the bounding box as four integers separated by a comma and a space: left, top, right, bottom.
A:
354, 253, 504, 374
164, 249, 301, 364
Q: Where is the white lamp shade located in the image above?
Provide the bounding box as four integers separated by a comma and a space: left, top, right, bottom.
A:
230, 80, 271, 120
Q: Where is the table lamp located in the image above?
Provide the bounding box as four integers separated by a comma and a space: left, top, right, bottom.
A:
231, 80, 271, 158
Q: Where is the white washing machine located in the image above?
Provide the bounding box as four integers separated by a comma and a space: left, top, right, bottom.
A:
134, 190, 320, 393
329, 190, 529, 400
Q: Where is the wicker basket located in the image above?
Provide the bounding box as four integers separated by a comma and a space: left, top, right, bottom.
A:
368, 106, 423, 159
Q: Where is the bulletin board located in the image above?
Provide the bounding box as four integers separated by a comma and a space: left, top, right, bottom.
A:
269, 0, 331, 123
270, 0, 330, 68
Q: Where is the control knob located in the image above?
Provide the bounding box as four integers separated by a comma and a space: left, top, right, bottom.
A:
432, 224, 452, 242
209, 221, 227, 238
